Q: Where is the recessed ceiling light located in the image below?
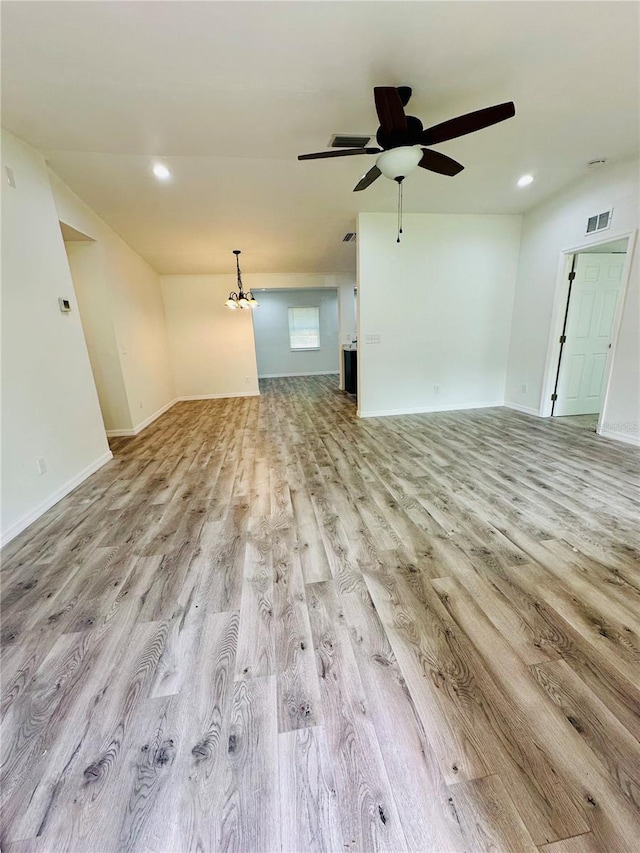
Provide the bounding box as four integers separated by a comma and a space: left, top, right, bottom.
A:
517, 174, 534, 187
152, 162, 171, 180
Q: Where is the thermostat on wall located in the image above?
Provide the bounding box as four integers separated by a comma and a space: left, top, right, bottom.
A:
58, 297, 72, 313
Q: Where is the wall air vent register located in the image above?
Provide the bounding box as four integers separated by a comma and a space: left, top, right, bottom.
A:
586, 208, 613, 235
330, 135, 371, 149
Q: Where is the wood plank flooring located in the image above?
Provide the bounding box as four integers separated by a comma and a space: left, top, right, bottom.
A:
2, 375, 639, 852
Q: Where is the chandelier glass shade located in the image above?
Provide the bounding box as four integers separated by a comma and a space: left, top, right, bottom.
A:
225, 250, 259, 310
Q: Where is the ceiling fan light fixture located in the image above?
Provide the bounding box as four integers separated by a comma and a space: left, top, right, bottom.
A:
376, 146, 422, 180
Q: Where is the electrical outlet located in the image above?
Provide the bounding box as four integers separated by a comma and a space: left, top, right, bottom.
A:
521, 383, 528, 394
245, 376, 250, 383
434, 384, 440, 394
36, 457, 47, 475
365, 334, 382, 344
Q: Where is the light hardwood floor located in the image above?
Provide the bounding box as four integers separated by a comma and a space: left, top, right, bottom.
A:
1, 375, 639, 852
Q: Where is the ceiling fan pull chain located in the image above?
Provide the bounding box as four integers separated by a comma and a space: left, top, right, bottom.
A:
396, 179, 404, 243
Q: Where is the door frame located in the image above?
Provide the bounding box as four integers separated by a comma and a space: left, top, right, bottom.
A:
539, 229, 637, 432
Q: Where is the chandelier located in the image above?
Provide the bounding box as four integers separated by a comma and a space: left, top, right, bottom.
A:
225, 250, 259, 310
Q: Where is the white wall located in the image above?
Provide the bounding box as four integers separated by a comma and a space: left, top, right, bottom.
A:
160, 275, 259, 398
65, 239, 132, 431
1, 130, 112, 544
50, 172, 176, 435
253, 288, 338, 377
505, 157, 639, 444
357, 212, 522, 417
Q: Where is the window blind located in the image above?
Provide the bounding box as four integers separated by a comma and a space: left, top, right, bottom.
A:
288, 306, 320, 349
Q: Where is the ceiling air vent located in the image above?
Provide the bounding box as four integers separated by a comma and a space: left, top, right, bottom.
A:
342, 232, 357, 243
586, 208, 613, 235
330, 134, 371, 149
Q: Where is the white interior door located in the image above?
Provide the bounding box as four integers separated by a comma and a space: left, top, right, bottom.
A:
555, 252, 626, 416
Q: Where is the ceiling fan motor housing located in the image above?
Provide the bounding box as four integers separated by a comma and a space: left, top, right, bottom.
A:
376, 115, 424, 150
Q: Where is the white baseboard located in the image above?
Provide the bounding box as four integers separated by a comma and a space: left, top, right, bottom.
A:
131, 397, 180, 433
178, 391, 260, 401
258, 371, 339, 379
358, 400, 504, 419
597, 428, 640, 447
106, 397, 179, 438
503, 401, 541, 417
0, 450, 114, 548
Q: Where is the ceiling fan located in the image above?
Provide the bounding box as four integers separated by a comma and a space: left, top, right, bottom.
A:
298, 86, 516, 192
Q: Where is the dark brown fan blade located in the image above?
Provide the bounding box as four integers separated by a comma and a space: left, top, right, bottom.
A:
422, 102, 515, 146
298, 147, 381, 160
419, 148, 464, 177
353, 165, 382, 192
397, 86, 412, 107
374, 87, 407, 134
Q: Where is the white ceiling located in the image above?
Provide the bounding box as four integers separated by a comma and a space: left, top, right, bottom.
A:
2, 1, 638, 274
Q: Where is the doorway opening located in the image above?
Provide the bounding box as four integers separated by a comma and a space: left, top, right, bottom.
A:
545, 234, 634, 433
252, 287, 340, 383
61, 221, 132, 436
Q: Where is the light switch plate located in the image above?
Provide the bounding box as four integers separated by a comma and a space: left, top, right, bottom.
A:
365, 334, 382, 344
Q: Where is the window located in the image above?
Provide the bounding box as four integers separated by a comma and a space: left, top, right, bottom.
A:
288, 306, 320, 350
